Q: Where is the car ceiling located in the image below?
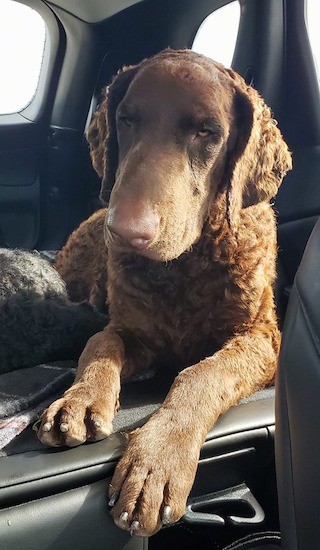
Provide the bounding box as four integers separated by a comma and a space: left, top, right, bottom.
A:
46, 0, 144, 23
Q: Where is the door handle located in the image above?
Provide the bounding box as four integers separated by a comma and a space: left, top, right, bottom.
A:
183, 483, 265, 527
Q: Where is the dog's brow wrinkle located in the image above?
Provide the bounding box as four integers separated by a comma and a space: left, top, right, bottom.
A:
186, 149, 197, 180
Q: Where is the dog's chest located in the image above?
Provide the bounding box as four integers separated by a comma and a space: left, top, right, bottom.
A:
108, 253, 247, 360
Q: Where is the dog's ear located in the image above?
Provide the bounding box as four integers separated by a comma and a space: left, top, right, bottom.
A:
86, 64, 140, 202
224, 72, 292, 230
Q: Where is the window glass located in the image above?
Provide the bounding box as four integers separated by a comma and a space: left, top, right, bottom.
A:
192, 1, 241, 68
0, 1, 46, 115
306, 0, 320, 84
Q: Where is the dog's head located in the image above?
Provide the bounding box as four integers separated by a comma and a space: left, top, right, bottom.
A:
87, 49, 292, 261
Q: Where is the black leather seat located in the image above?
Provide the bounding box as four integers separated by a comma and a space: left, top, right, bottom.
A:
276, 216, 320, 550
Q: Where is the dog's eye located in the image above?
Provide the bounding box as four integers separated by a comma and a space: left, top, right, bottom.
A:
197, 129, 212, 138
118, 116, 133, 127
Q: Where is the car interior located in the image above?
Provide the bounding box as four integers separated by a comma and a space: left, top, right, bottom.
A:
0, 0, 319, 548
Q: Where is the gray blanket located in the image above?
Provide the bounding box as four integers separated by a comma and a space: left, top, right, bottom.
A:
0, 247, 107, 452
0, 362, 76, 450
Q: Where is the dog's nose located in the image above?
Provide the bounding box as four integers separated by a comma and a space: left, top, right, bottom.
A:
106, 205, 159, 250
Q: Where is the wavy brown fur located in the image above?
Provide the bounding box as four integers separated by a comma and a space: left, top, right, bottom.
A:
38, 49, 292, 537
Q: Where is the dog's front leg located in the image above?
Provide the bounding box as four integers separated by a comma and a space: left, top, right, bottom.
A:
109, 329, 278, 537
37, 324, 124, 447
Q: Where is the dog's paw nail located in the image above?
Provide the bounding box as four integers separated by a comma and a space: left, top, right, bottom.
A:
119, 511, 129, 524
130, 521, 139, 536
108, 491, 119, 507
60, 423, 69, 433
32, 419, 41, 432
93, 420, 101, 428
162, 505, 172, 525
42, 422, 52, 432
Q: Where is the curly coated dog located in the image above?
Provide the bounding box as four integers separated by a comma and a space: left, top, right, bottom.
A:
37, 49, 292, 537
0, 248, 106, 373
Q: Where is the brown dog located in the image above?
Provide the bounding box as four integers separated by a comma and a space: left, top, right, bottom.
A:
38, 49, 292, 537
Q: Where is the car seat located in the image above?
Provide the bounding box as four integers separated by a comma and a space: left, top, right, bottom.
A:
275, 216, 320, 550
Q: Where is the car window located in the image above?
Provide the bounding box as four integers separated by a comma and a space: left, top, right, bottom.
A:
192, 1, 241, 68
0, 0, 46, 115
305, 0, 320, 86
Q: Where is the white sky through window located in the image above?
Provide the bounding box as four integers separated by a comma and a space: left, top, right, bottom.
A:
306, 0, 320, 84
192, 2, 241, 68
0, 0, 46, 114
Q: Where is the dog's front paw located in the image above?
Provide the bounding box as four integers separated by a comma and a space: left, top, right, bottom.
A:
37, 382, 119, 447
108, 418, 200, 537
